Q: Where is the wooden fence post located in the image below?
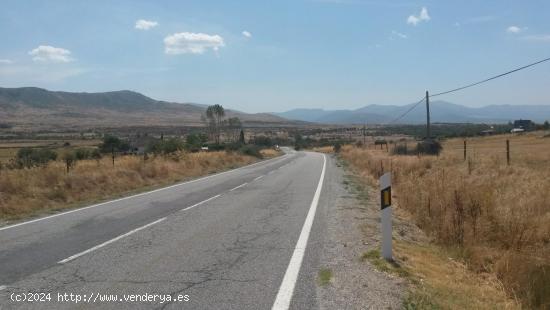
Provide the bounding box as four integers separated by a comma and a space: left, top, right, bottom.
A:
463, 140, 467, 161
506, 139, 510, 166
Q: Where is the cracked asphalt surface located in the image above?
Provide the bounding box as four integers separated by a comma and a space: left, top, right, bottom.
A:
0, 150, 336, 309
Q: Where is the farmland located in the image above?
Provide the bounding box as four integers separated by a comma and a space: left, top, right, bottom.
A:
339, 132, 550, 309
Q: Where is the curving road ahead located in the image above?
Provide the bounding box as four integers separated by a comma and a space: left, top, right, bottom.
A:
0, 149, 339, 309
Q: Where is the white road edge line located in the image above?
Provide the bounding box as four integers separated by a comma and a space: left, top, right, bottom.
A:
272, 154, 326, 310
229, 183, 248, 192
254, 175, 264, 181
0, 285, 6, 291
0, 154, 290, 232
58, 217, 166, 264
181, 195, 221, 212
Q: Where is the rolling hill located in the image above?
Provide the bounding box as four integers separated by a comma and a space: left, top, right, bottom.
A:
0, 87, 297, 131
274, 101, 550, 124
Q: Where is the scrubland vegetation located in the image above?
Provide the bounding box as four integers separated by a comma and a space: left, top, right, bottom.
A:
340, 133, 550, 309
0, 151, 259, 221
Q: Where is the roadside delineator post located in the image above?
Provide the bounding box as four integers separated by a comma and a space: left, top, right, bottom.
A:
380, 172, 392, 261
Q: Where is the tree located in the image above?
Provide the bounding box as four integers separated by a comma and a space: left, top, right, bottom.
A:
227, 117, 242, 142
239, 129, 246, 144
16, 148, 57, 168
294, 134, 304, 150
61, 151, 76, 173
544, 120, 550, 130
99, 135, 130, 167
99, 135, 130, 153
205, 104, 225, 144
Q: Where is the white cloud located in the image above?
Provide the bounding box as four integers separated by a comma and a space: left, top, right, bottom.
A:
506, 25, 527, 34
391, 30, 408, 39
135, 19, 158, 30
29, 45, 73, 63
164, 32, 225, 55
522, 34, 550, 42
407, 7, 430, 26
0, 59, 13, 64
242, 30, 252, 38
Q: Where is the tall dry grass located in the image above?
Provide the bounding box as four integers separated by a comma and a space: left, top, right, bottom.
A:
340, 133, 550, 309
0, 151, 256, 220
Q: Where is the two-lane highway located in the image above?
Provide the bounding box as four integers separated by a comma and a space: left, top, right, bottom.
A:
0, 150, 336, 309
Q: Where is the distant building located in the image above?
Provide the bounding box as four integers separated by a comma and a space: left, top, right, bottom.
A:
513, 119, 535, 131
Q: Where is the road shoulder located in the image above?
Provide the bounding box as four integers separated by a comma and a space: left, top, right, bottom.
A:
316, 155, 405, 309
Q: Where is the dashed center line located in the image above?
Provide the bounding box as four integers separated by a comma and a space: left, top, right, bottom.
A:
254, 175, 264, 181
229, 183, 248, 191
58, 217, 166, 264
181, 194, 221, 212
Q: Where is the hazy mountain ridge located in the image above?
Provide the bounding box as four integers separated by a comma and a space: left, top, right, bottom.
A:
0, 87, 297, 131
275, 101, 550, 124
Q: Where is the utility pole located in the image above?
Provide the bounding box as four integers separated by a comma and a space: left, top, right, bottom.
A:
362, 123, 366, 145
426, 90, 431, 140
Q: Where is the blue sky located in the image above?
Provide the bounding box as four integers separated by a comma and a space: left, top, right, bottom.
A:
0, 0, 549, 112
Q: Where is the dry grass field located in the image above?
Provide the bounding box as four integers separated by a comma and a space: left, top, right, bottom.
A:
259, 148, 282, 158
0, 151, 258, 222
340, 132, 550, 309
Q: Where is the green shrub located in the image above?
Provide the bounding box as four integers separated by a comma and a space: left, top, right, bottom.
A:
74, 148, 91, 160
147, 138, 184, 155
185, 133, 207, 152
333, 143, 342, 153
16, 148, 57, 168
100, 135, 130, 153
251, 136, 273, 147
239, 145, 263, 158
415, 140, 442, 155
392, 144, 410, 155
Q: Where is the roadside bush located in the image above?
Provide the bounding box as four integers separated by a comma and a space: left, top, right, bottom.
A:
147, 138, 184, 155
185, 133, 208, 152
251, 136, 273, 147
239, 145, 263, 158
73, 148, 90, 160
225, 142, 244, 152
207, 143, 226, 151
391, 144, 410, 155
99, 135, 130, 153
16, 148, 58, 168
61, 150, 76, 173
415, 140, 442, 155
333, 143, 342, 153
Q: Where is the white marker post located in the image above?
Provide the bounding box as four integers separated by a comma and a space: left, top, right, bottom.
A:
380, 172, 392, 261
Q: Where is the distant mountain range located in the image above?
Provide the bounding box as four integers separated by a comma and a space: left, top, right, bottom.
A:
2, 87, 549, 131
274, 101, 550, 124
0, 87, 298, 131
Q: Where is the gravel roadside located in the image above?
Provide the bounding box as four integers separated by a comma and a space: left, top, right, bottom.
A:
317, 155, 406, 309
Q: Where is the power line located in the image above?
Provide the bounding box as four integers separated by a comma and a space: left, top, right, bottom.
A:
387, 97, 425, 124
384, 56, 550, 124
430, 56, 550, 97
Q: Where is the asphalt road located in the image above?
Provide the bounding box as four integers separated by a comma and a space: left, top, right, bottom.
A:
0, 149, 337, 310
